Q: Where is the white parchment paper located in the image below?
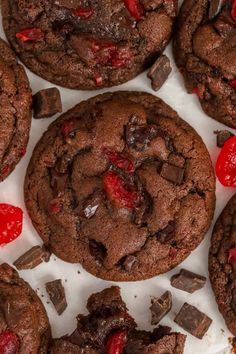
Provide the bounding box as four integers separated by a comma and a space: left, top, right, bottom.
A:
0, 7, 235, 354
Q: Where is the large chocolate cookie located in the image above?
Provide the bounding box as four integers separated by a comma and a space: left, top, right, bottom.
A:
0, 38, 31, 182
24, 91, 215, 281
50, 286, 186, 354
1, 0, 177, 90
0, 263, 51, 354
209, 194, 236, 336
173, 0, 236, 128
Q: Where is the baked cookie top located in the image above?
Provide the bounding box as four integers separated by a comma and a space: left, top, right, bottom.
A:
24, 91, 215, 281
1, 0, 177, 89
0, 37, 31, 182
0, 263, 51, 354
49, 286, 186, 354
173, 0, 236, 128
209, 194, 236, 337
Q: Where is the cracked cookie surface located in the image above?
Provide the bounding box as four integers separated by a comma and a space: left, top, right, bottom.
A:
24, 91, 215, 281
173, 0, 236, 128
0, 37, 31, 182
209, 194, 236, 336
0, 263, 51, 354
49, 286, 186, 354
1, 0, 177, 89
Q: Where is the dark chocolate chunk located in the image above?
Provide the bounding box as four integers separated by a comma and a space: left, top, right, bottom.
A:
215, 130, 234, 148
209, 0, 223, 20
45, 279, 67, 315
160, 163, 185, 185
13, 245, 51, 270
157, 221, 175, 243
147, 55, 172, 91
123, 255, 137, 271
150, 291, 172, 325
33, 88, 62, 119
170, 269, 206, 294
126, 123, 160, 151
174, 303, 212, 339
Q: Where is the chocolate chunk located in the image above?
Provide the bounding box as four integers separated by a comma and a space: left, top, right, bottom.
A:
150, 291, 172, 325
174, 303, 212, 339
45, 279, 67, 315
33, 88, 62, 119
126, 123, 160, 151
147, 55, 172, 91
170, 269, 206, 294
209, 0, 223, 20
160, 163, 185, 185
123, 255, 137, 271
13, 246, 51, 270
157, 221, 175, 243
215, 130, 234, 148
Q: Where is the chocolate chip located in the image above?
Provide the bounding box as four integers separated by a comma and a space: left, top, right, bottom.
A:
157, 221, 175, 243
160, 163, 185, 185
147, 55, 172, 91
13, 246, 51, 270
150, 291, 172, 325
170, 269, 206, 294
126, 123, 160, 151
215, 130, 234, 148
174, 303, 212, 339
123, 255, 137, 271
45, 279, 67, 315
33, 88, 62, 119
209, 0, 224, 20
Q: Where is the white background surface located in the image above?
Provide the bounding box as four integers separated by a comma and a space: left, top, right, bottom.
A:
0, 6, 235, 354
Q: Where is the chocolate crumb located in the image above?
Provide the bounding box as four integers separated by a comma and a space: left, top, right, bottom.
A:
33, 87, 62, 119
13, 245, 51, 270
147, 55, 172, 91
150, 291, 172, 325
171, 269, 206, 294
45, 279, 67, 315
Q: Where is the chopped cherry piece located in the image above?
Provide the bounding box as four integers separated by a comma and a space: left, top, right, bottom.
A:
103, 149, 135, 173
193, 86, 204, 99
106, 330, 127, 354
229, 78, 236, 88
20, 147, 26, 157
231, 0, 236, 21
103, 171, 140, 209
216, 136, 236, 186
1, 165, 10, 176
169, 247, 177, 258
95, 75, 103, 87
48, 200, 61, 214
228, 248, 236, 263
110, 47, 133, 68
0, 331, 19, 354
16, 28, 44, 42
0, 204, 23, 246
123, 0, 144, 20
61, 120, 74, 135
74, 7, 94, 18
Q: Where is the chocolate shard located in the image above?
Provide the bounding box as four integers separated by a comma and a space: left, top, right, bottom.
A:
150, 291, 172, 325
215, 130, 234, 148
33, 88, 62, 119
147, 55, 172, 91
45, 279, 67, 315
160, 163, 185, 185
174, 303, 212, 339
13, 245, 51, 270
170, 269, 206, 294
209, 0, 224, 20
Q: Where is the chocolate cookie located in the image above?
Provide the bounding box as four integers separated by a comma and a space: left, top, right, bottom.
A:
1, 0, 177, 90
24, 91, 215, 281
0, 38, 31, 182
209, 194, 236, 336
49, 286, 186, 354
0, 263, 51, 353
173, 0, 236, 128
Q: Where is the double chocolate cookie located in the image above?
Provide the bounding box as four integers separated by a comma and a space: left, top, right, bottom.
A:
1, 0, 177, 89
24, 91, 215, 281
50, 286, 186, 354
209, 194, 236, 336
0, 263, 51, 354
0, 38, 31, 182
173, 0, 236, 128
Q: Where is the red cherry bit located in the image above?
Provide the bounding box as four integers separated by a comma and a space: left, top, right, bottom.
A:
106, 330, 127, 354
16, 28, 44, 42
231, 0, 236, 21
103, 149, 135, 173
229, 78, 236, 89
0, 204, 23, 246
216, 136, 236, 187
228, 248, 236, 263
74, 7, 94, 18
193, 86, 204, 99
94, 75, 103, 87
123, 0, 144, 21
0, 331, 20, 354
